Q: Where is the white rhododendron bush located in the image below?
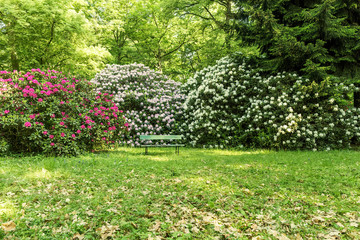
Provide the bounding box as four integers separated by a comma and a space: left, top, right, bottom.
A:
92, 64, 185, 146
181, 53, 360, 150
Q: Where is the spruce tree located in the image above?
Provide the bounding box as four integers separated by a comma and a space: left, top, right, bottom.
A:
237, 0, 360, 83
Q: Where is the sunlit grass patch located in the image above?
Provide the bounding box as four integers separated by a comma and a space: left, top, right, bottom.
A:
24, 168, 54, 180
0, 200, 18, 219
206, 149, 271, 156
147, 156, 171, 162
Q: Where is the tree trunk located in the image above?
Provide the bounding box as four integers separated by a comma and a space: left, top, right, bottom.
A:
10, 48, 19, 71
355, 83, 360, 108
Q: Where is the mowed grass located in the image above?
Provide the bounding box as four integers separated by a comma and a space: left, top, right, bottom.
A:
0, 148, 360, 239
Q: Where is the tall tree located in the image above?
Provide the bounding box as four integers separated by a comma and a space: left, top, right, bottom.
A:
84, 0, 247, 80
237, 0, 360, 82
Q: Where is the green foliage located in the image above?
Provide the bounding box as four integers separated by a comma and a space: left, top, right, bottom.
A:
181, 53, 360, 150
0, 137, 9, 153
0, 69, 127, 156
0, 0, 110, 79
84, 0, 246, 81
238, 0, 360, 82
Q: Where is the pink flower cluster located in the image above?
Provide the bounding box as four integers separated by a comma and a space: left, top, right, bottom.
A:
0, 68, 129, 155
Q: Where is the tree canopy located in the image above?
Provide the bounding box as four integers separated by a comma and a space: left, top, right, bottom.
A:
237, 0, 360, 82
0, 0, 359, 82
0, 0, 110, 78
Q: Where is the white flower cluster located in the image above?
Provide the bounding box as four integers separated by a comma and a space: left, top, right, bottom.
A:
92, 63, 185, 146
181, 53, 360, 150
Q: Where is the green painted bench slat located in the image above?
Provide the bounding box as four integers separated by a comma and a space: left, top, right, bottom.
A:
141, 144, 185, 147
140, 135, 183, 140
139, 135, 184, 155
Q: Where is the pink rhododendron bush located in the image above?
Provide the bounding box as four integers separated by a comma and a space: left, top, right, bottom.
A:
92, 64, 185, 146
0, 69, 127, 156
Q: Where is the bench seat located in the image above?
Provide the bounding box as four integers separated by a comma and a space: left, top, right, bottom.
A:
140, 135, 184, 154
140, 144, 185, 147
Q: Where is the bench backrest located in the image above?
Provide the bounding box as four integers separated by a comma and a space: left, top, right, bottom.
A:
140, 135, 183, 140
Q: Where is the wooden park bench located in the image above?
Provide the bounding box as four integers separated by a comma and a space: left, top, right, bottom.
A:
140, 135, 184, 155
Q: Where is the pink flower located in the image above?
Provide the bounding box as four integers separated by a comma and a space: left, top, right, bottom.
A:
43, 131, 48, 135
60, 101, 64, 104
61, 132, 65, 137
76, 130, 81, 134
51, 114, 55, 118
104, 130, 108, 133
50, 142, 55, 146
59, 122, 65, 126
61, 112, 65, 116
4, 110, 9, 114
24, 122, 32, 127
71, 134, 76, 138
29, 114, 35, 119
102, 137, 106, 141
81, 125, 85, 129
49, 135, 54, 139
38, 98, 43, 102
124, 123, 129, 127
87, 125, 92, 129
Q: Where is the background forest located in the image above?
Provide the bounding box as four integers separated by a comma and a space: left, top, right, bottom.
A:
1, 0, 358, 83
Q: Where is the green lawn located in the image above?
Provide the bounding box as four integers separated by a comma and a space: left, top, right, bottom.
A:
1, 148, 360, 239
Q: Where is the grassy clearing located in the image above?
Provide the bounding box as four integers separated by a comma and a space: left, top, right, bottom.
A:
0, 148, 360, 239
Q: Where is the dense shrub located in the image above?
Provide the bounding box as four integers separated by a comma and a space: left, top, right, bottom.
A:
0, 69, 127, 156
92, 64, 185, 146
181, 53, 360, 150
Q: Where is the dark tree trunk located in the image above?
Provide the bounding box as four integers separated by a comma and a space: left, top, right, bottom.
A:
354, 83, 360, 108
11, 50, 19, 71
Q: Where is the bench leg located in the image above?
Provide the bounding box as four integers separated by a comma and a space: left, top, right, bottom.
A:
175, 146, 179, 155
145, 147, 148, 155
